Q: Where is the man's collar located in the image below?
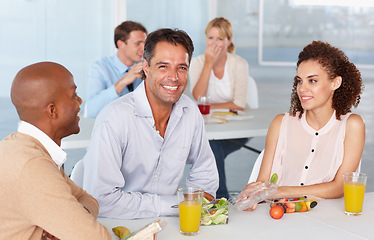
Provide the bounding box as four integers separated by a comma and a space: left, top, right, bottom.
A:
114, 55, 134, 73
17, 121, 67, 169
133, 82, 153, 118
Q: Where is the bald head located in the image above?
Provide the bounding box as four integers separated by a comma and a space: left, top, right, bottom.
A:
11, 62, 73, 123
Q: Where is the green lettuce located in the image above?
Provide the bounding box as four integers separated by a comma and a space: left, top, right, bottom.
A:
201, 197, 229, 225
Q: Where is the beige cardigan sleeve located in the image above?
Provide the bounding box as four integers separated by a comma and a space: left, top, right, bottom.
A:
227, 53, 250, 109
18, 157, 111, 240
64, 168, 100, 218
189, 54, 206, 95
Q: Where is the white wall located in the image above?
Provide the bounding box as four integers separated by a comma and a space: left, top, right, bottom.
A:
1, 0, 373, 98
0, 0, 114, 99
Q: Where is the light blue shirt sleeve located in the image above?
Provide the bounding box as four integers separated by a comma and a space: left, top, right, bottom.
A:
86, 56, 144, 118
82, 83, 218, 219
86, 57, 121, 118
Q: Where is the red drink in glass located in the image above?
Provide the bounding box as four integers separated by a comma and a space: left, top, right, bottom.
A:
198, 104, 210, 115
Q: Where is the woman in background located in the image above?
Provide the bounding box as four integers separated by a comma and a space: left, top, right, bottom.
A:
189, 17, 252, 199
239, 41, 365, 209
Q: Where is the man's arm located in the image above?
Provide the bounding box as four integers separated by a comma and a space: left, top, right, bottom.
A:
186, 111, 219, 198
66, 173, 100, 218
113, 62, 143, 94
19, 159, 111, 240
41, 177, 99, 240
83, 119, 179, 219
86, 61, 120, 118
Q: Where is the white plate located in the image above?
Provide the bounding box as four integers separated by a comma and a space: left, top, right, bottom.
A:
211, 110, 253, 121
205, 116, 228, 124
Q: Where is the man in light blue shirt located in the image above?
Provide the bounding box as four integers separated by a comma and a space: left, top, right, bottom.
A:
83, 28, 219, 219
86, 21, 147, 118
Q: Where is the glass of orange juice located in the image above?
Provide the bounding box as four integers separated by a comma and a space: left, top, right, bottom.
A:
343, 172, 367, 216
177, 187, 204, 236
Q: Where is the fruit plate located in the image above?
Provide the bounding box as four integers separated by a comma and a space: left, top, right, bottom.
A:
266, 195, 322, 213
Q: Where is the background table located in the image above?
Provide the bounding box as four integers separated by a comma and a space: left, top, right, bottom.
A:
99, 192, 374, 240
61, 107, 286, 150
60, 117, 95, 150
205, 107, 286, 140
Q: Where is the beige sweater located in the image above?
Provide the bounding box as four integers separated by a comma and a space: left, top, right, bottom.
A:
0, 133, 111, 240
189, 52, 250, 109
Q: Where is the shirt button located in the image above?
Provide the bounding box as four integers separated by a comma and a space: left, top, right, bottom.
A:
311, 149, 315, 152
315, 132, 318, 136
305, 166, 308, 169
300, 183, 304, 186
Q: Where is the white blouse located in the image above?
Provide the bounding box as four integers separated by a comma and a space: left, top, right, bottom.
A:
270, 111, 351, 186
206, 62, 232, 103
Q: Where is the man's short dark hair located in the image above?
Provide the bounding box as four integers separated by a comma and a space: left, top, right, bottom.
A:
141, 28, 194, 79
114, 21, 147, 48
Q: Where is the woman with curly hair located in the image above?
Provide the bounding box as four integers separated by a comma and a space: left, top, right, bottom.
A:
240, 41, 365, 206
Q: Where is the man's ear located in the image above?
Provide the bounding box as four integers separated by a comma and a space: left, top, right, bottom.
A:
47, 103, 58, 119
332, 76, 342, 90
117, 39, 125, 48
143, 59, 149, 78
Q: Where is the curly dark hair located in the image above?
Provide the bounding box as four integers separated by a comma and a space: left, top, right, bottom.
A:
290, 41, 364, 120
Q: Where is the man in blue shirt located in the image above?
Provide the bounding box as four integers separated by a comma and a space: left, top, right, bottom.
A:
82, 28, 219, 219
86, 21, 147, 117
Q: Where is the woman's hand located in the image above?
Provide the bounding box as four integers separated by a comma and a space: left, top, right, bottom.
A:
204, 43, 222, 66
240, 181, 263, 196
235, 182, 264, 211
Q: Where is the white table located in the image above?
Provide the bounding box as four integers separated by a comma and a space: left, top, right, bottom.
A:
61, 107, 286, 150
99, 192, 374, 240
205, 107, 286, 140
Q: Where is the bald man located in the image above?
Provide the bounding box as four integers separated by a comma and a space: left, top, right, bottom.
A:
0, 62, 111, 240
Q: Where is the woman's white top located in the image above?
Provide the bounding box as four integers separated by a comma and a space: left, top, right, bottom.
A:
189, 53, 250, 108
206, 62, 232, 103
270, 111, 351, 186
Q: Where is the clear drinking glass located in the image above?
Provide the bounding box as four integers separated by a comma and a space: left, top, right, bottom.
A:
197, 96, 210, 115
343, 172, 367, 215
177, 187, 204, 236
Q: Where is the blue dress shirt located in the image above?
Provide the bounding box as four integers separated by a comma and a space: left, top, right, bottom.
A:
86, 55, 143, 118
82, 82, 219, 219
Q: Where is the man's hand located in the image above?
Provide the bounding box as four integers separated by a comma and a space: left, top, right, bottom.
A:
115, 62, 144, 94
203, 192, 214, 202
42, 230, 60, 240
124, 62, 143, 83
